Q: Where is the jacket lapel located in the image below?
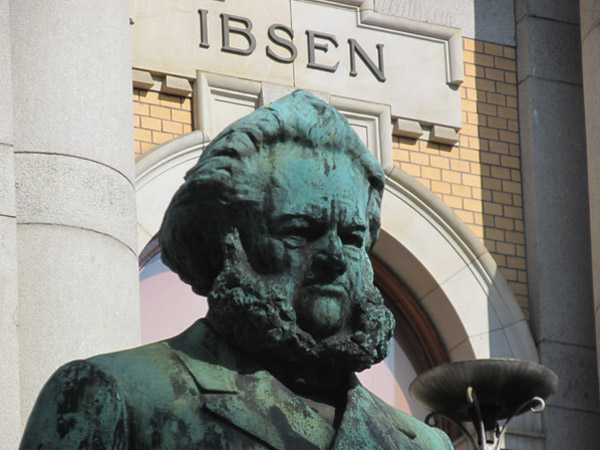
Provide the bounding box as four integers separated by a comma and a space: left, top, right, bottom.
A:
165, 320, 335, 450
202, 373, 335, 450
165, 318, 241, 393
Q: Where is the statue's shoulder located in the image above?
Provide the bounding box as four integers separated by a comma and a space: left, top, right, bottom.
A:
88, 338, 177, 381
88, 319, 215, 385
19, 359, 128, 449
19, 321, 238, 449
85, 320, 221, 406
20, 341, 181, 449
362, 386, 454, 450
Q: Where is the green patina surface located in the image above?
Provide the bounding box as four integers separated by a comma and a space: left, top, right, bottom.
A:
20, 91, 453, 449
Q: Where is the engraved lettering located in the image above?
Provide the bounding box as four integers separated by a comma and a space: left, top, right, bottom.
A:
198, 9, 209, 49
267, 24, 297, 63
348, 39, 385, 82
306, 30, 339, 73
221, 13, 256, 56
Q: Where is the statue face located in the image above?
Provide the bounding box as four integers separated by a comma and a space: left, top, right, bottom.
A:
245, 145, 373, 339
206, 143, 394, 373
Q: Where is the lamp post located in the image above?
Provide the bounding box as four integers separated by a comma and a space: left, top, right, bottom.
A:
409, 359, 558, 450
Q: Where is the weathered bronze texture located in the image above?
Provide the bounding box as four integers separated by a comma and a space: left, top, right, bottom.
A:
20, 91, 453, 449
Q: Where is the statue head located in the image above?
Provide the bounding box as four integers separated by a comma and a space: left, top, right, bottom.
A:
159, 90, 394, 376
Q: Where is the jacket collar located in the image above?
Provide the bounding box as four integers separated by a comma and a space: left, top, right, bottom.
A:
165, 320, 422, 450
331, 378, 421, 450
165, 318, 241, 393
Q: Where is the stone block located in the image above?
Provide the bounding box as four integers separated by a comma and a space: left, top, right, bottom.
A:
517, 16, 582, 85
375, 0, 472, 35
132, 68, 155, 90
515, 0, 527, 22
376, 0, 516, 45
379, 187, 475, 297
0, 144, 15, 217
582, 25, 600, 172
15, 153, 137, 252
582, 24, 600, 155
452, 328, 514, 359
580, 0, 600, 37
0, 215, 20, 448
596, 307, 600, 364
504, 431, 545, 450
516, 0, 580, 24
393, 118, 423, 139
473, 0, 516, 46
539, 341, 600, 412
163, 75, 193, 97
0, 0, 12, 145
430, 125, 458, 145
518, 78, 593, 347
543, 405, 600, 450
582, 25, 600, 315
261, 82, 300, 106
502, 319, 539, 361
10, 0, 135, 180
447, 324, 532, 361
371, 229, 438, 302
422, 261, 504, 352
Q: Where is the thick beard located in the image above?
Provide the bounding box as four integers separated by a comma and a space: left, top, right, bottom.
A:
205, 260, 395, 373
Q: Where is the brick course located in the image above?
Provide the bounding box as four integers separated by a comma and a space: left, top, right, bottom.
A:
133, 89, 192, 157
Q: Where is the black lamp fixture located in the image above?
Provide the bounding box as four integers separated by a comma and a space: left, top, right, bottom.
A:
409, 359, 559, 450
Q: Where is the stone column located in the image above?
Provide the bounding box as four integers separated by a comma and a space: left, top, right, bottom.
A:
0, 0, 20, 447
516, 0, 600, 448
580, 0, 600, 388
10, 1, 141, 426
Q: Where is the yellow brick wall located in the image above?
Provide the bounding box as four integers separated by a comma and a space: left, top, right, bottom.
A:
133, 88, 192, 157
393, 38, 528, 317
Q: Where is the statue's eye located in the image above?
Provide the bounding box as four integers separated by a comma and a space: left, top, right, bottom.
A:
214, 147, 240, 159
278, 224, 315, 248
340, 231, 364, 248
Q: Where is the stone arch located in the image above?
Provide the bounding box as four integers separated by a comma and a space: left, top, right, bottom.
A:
375, 167, 537, 363
135, 130, 210, 252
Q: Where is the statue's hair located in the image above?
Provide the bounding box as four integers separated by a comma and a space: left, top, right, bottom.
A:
158, 90, 385, 295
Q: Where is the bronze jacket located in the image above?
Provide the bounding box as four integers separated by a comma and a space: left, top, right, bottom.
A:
20, 320, 453, 450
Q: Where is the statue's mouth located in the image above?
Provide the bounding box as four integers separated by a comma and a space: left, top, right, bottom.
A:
305, 284, 347, 298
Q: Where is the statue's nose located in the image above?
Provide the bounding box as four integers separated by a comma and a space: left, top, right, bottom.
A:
311, 233, 347, 279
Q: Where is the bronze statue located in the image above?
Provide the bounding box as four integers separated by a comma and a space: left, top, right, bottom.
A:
20, 91, 453, 449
